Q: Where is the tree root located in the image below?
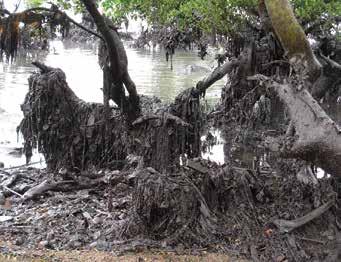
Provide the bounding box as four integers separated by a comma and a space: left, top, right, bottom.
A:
121, 167, 218, 247
22, 179, 75, 201
273, 199, 335, 233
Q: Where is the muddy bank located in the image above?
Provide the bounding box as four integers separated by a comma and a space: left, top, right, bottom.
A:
0, 155, 340, 261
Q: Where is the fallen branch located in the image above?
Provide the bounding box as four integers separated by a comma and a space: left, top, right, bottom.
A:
22, 179, 74, 201
299, 237, 326, 245
273, 199, 335, 233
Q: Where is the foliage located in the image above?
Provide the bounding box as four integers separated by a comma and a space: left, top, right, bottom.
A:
24, 0, 82, 13
25, 0, 44, 8
13, 0, 341, 36
292, 0, 341, 22
99, 0, 340, 35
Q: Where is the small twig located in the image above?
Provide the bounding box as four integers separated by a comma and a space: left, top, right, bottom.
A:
300, 237, 326, 245
0, 8, 11, 16
319, 51, 341, 70
132, 114, 161, 126
262, 60, 290, 68
2, 185, 24, 199
247, 74, 270, 82
1, 160, 44, 171
13, 0, 21, 13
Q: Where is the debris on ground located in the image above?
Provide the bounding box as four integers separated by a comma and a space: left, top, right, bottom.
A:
0, 156, 339, 261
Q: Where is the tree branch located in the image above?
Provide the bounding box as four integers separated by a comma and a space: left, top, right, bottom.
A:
0, 8, 11, 16
21, 7, 103, 40
196, 58, 240, 94
81, 0, 140, 120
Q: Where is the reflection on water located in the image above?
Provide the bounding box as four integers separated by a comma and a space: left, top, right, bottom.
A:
0, 40, 225, 168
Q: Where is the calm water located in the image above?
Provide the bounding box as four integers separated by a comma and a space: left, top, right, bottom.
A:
0, 40, 225, 168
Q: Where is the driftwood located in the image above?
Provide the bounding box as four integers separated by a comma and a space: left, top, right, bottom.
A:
273, 199, 335, 233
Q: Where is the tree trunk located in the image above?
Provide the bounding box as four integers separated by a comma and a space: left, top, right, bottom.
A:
81, 0, 140, 121
264, 0, 322, 82
255, 0, 341, 177
272, 80, 341, 177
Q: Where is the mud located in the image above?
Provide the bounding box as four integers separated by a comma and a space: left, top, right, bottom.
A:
0, 156, 339, 261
